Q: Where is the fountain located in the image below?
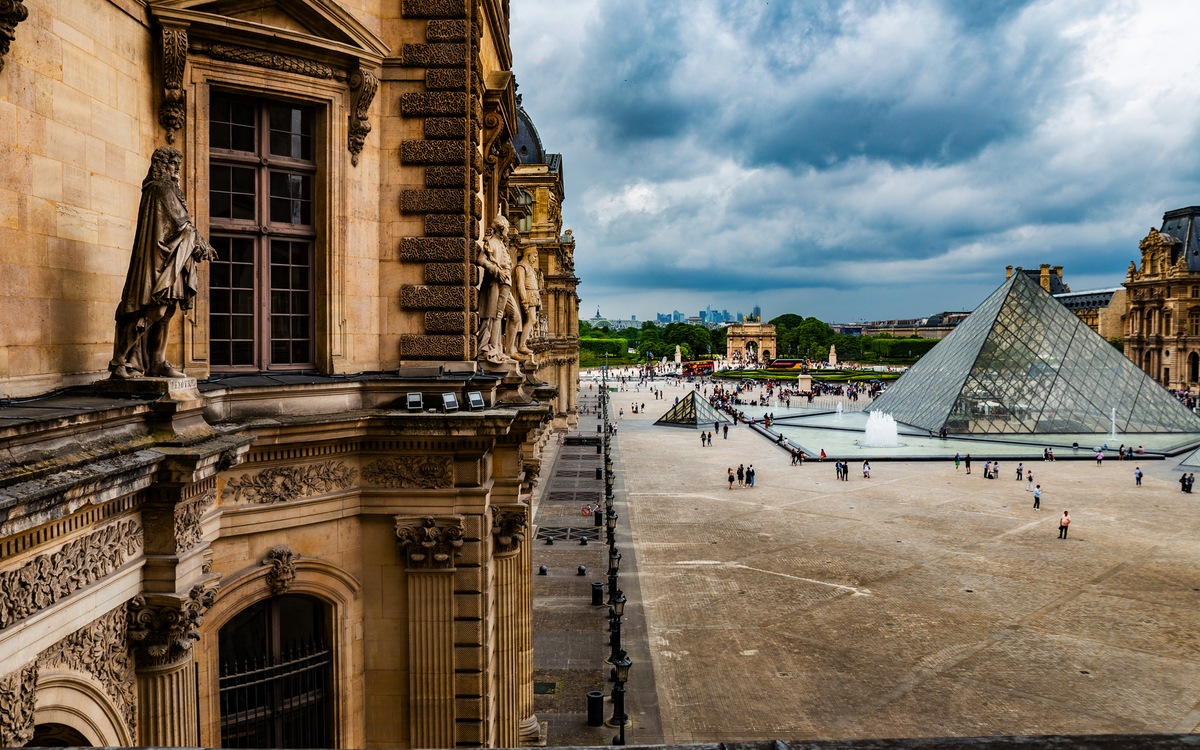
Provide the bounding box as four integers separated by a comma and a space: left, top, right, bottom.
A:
863, 411, 900, 448
1110, 407, 1118, 441
835, 402, 844, 422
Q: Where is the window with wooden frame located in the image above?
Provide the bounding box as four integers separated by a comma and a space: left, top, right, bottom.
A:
209, 96, 317, 370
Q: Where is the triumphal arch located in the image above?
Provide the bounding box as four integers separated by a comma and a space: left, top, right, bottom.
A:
727, 322, 778, 363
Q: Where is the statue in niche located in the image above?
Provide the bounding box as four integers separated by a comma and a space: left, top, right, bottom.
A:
110, 146, 216, 379
475, 214, 521, 365
512, 241, 542, 359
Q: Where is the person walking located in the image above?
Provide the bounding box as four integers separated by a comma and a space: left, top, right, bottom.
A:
1189, 473, 1196, 493
747, 465, 756, 488
1096, 450, 1103, 466
728, 468, 735, 490
723, 424, 729, 440
1135, 467, 1143, 486
964, 454, 972, 475
955, 453, 961, 471
1026, 470, 1034, 492
1016, 462, 1024, 481
862, 460, 871, 479
701, 431, 706, 448
737, 464, 745, 487
1033, 485, 1041, 510
1058, 511, 1071, 539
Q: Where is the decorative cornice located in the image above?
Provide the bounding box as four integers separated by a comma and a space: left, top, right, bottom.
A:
491, 505, 527, 555
0, 519, 143, 630
159, 26, 188, 142
194, 41, 338, 79
127, 581, 218, 669
174, 488, 215, 553
395, 515, 465, 570
0, 660, 36, 747
362, 456, 453, 489
222, 460, 357, 504
0, 0, 29, 75
348, 67, 378, 166
39, 607, 136, 733
262, 546, 297, 594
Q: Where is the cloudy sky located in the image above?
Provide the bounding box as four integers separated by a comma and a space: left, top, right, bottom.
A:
509, 0, 1200, 323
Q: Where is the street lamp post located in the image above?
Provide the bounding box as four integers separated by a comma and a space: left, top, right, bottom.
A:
606, 545, 621, 605
609, 655, 632, 743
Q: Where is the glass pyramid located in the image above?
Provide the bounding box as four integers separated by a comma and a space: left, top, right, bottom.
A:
654, 391, 733, 429
867, 272, 1200, 434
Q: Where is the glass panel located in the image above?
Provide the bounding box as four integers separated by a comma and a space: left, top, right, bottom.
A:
210, 166, 256, 222
268, 240, 312, 366
209, 234, 257, 369
269, 172, 313, 225
268, 106, 313, 160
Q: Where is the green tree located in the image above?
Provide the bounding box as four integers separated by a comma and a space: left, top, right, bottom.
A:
769, 313, 804, 330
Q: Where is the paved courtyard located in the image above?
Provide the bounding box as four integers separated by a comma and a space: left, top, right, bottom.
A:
606, 378, 1200, 742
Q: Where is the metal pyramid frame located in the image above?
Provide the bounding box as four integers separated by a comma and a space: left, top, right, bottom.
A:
867, 272, 1200, 434
654, 391, 733, 429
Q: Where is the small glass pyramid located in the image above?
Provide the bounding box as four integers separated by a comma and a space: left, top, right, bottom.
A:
868, 272, 1200, 434
655, 391, 733, 429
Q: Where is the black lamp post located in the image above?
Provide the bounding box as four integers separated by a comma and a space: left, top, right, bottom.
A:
606, 591, 625, 664
609, 655, 632, 743
606, 546, 621, 605
606, 506, 617, 547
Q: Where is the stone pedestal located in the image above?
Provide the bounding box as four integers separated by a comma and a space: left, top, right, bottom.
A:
94, 377, 216, 445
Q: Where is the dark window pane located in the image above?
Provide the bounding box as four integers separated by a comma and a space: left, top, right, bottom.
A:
271, 265, 288, 290
209, 193, 231, 219
292, 316, 308, 338
292, 291, 308, 315
211, 263, 230, 288
271, 242, 289, 265
232, 264, 254, 289
269, 131, 291, 158
231, 289, 253, 314
272, 340, 290, 364
210, 289, 229, 314
291, 340, 309, 363
212, 99, 230, 123
291, 244, 307, 265
231, 193, 255, 220
230, 101, 255, 126
231, 316, 253, 340
271, 290, 289, 314
231, 125, 255, 153
232, 340, 254, 366
232, 168, 255, 193
271, 315, 289, 339
231, 237, 254, 264
211, 316, 230, 340
211, 340, 230, 366
290, 266, 306, 289
211, 122, 230, 151
211, 166, 230, 191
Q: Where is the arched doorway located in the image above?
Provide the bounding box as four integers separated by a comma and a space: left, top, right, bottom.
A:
762, 350, 771, 360
746, 340, 758, 362
31, 723, 91, 747
218, 594, 331, 748
1190, 352, 1199, 384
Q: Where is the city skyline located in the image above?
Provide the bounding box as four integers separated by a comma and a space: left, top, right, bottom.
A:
511, 0, 1200, 322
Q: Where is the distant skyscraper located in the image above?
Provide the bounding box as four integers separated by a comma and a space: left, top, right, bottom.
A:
752, 304, 761, 321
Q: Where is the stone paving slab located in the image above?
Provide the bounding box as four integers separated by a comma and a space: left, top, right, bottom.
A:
608, 378, 1200, 740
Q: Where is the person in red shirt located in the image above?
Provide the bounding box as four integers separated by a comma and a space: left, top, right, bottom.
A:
1058, 511, 1071, 539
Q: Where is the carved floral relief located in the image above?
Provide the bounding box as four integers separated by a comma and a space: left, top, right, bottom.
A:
0, 519, 143, 630
38, 607, 137, 733
362, 456, 453, 489
0, 661, 36, 747
222, 461, 357, 504
174, 488, 216, 552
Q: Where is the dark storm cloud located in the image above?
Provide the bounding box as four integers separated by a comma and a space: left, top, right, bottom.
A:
510, 0, 1200, 320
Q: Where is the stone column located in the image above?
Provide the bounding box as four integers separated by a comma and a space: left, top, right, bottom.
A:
513, 509, 542, 746
492, 505, 527, 747
127, 582, 218, 746
396, 516, 465, 749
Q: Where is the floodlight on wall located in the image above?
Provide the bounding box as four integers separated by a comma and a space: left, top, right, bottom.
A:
442, 393, 459, 413
406, 393, 423, 412
467, 391, 486, 410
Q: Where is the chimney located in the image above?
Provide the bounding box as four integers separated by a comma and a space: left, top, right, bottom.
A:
1039, 264, 1051, 292
1005, 265, 1013, 280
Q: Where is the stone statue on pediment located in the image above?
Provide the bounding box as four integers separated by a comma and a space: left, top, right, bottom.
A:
476, 215, 521, 365
109, 146, 216, 379
512, 242, 541, 359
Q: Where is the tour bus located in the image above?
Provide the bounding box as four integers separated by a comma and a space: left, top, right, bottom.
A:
766, 358, 806, 369
682, 360, 715, 376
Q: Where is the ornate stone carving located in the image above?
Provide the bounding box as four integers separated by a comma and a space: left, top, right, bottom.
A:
128, 582, 218, 668
262, 546, 296, 594
0, 661, 36, 746
362, 456, 453, 489
513, 242, 541, 359
222, 461, 357, 504
159, 27, 188, 142
198, 42, 336, 79
476, 214, 521, 365
0, 0, 28, 74
348, 68, 379, 166
491, 505, 527, 555
39, 607, 136, 733
174, 488, 215, 552
395, 516, 464, 570
0, 519, 143, 630
217, 448, 241, 472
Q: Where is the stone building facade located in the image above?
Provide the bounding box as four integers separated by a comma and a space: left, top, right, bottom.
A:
726, 322, 776, 363
1123, 206, 1200, 390
0, 0, 575, 748
509, 106, 578, 430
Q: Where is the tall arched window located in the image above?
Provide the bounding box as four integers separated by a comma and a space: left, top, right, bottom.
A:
1190, 352, 1199, 383
219, 595, 331, 748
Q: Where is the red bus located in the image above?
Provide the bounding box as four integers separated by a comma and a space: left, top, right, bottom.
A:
682, 361, 714, 375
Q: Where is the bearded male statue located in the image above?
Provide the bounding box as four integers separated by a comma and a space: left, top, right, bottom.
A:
475, 215, 522, 365
512, 242, 542, 359
109, 146, 216, 379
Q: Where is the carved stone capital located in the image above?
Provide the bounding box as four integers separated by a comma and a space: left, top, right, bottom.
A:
491, 505, 528, 555
262, 546, 297, 594
395, 515, 465, 570
0, 660, 37, 747
127, 581, 218, 669
348, 67, 379, 166
159, 26, 188, 142
0, 0, 29, 74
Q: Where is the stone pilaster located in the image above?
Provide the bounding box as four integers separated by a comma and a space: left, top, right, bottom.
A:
396, 515, 465, 749
127, 581, 218, 746
492, 505, 527, 747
